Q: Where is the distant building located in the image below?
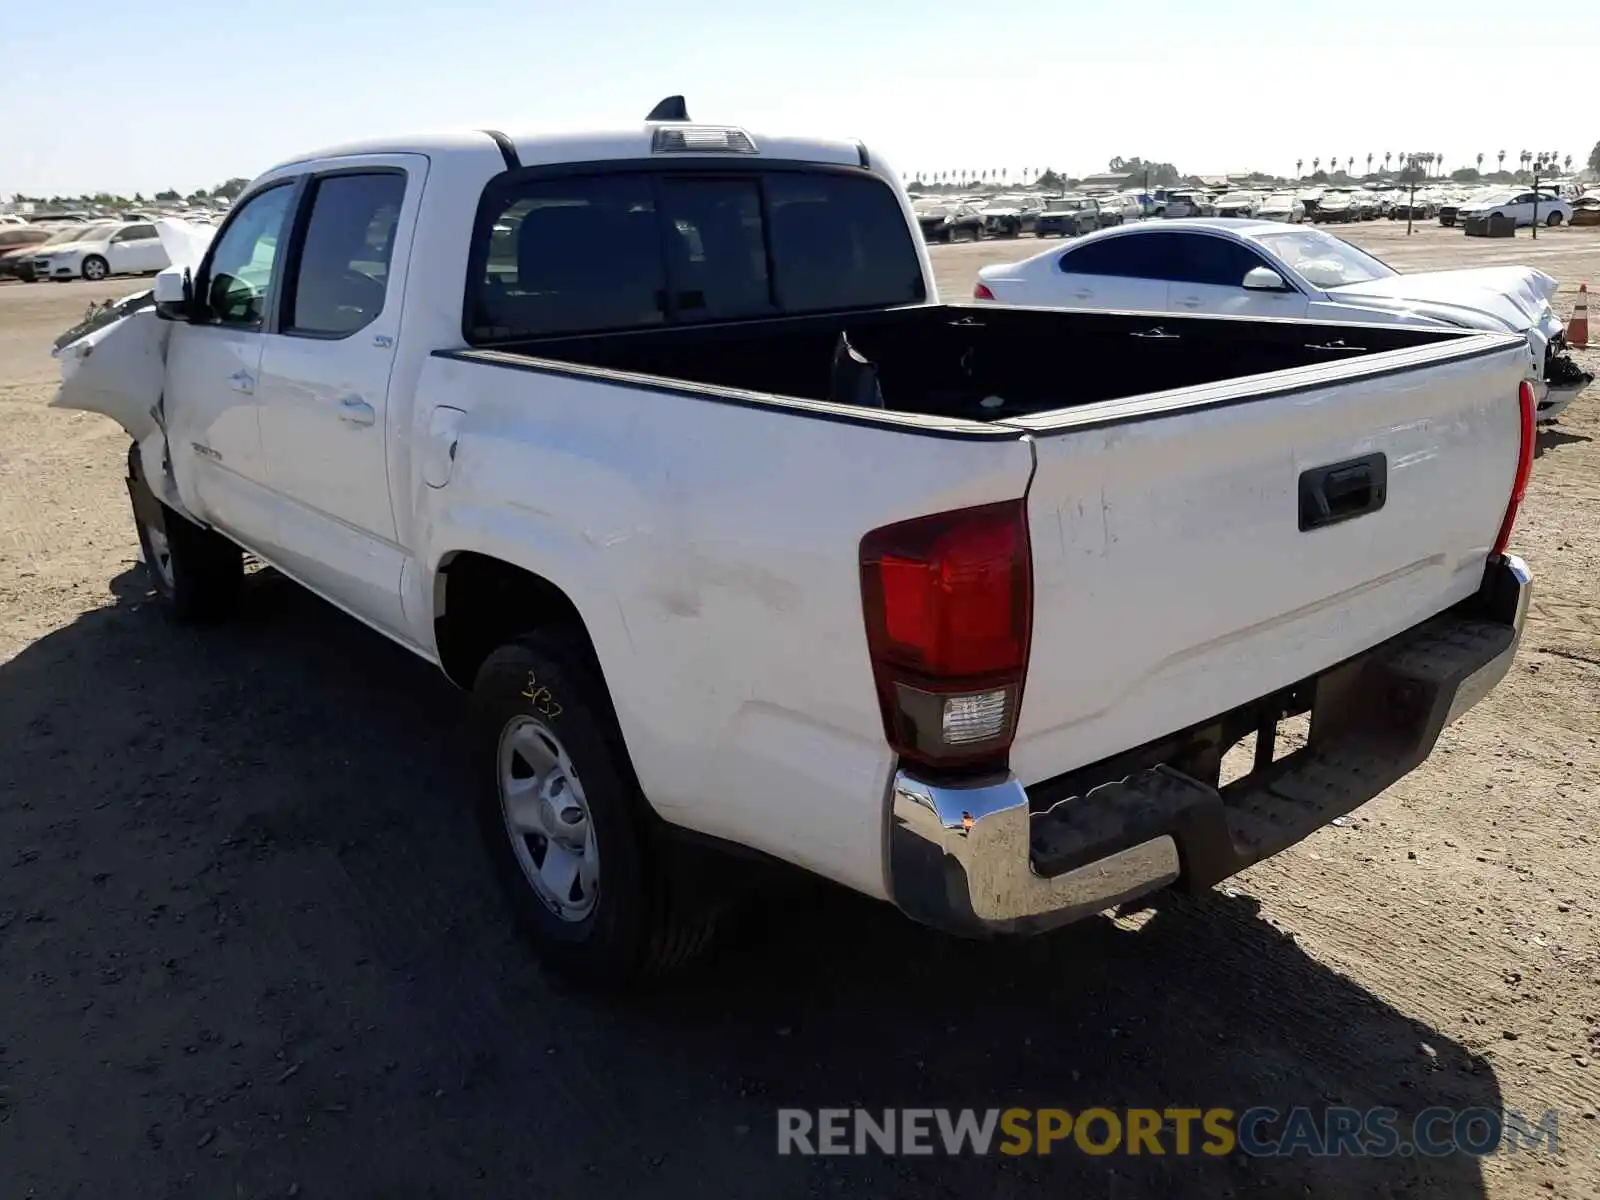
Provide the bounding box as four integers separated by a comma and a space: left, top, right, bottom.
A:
1078, 172, 1132, 190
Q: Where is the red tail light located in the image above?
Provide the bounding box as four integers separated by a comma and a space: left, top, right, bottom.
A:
973, 282, 996, 301
860, 501, 1032, 769
1491, 380, 1536, 557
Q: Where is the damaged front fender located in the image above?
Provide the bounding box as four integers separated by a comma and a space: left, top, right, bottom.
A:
49, 295, 169, 444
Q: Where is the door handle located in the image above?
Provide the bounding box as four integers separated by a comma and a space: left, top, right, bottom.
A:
228, 370, 254, 394
1071, 290, 1093, 300
1177, 297, 1201, 309
337, 395, 376, 426
1299, 453, 1387, 531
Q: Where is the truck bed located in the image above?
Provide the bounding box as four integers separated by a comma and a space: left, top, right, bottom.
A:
475, 303, 1470, 423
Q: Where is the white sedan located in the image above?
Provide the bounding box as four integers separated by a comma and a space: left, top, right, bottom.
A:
1457, 190, 1573, 228
974, 218, 1591, 420
27, 221, 171, 282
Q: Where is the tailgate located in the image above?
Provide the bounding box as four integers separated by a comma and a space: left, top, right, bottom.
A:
1004, 334, 1527, 787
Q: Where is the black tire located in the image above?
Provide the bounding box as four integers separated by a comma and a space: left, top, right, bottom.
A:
1546, 211, 1562, 227
127, 445, 242, 622
81, 255, 109, 282
471, 633, 719, 986
971, 223, 984, 241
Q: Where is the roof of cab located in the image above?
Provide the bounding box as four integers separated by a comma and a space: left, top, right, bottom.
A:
261, 125, 870, 177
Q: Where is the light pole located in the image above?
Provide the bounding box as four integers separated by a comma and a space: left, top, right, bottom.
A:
1531, 153, 1552, 239
1405, 154, 1420, 235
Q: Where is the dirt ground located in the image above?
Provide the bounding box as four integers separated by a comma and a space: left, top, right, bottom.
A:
1, 222, 1597, 1199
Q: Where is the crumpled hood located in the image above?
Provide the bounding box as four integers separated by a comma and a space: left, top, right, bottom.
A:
154, 217, 214, 271
1329, 267, 1561, 335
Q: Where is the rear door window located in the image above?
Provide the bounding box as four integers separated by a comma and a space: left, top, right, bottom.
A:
468, 169, 925, 342
1060, 233, 1184, 279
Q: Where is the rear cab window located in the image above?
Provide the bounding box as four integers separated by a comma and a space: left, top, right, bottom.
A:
467, 167, 925, 343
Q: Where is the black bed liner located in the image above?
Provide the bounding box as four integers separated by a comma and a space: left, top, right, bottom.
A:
461, 303, 1474, 425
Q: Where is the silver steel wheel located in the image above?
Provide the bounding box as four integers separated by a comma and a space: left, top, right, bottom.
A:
143, 520, 175, 591
497, 716, 599, 922
82, 257, 107, 281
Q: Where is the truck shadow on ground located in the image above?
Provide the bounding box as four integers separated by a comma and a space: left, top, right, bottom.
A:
0, 568, 1504, 1199
1536, 425, 1590, 456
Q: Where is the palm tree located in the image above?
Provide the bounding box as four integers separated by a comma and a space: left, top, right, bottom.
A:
1312, 156, 1320, 173
1519, 149, 1530, 172
1436, 152, 1443, 176
1384, 150, 1392, 172
1565, 154, 1573, 174
1366, 152, 1374, 175
1475, 152, 1483, 174
1346, 156, 1355, 175
1295, 157, 1303, 178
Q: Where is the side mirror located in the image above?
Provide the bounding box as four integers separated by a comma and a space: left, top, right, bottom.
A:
153, 266, 192, 321
1242, 266, 1289, 292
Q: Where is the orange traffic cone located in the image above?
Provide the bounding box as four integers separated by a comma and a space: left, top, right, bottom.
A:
1567, 283, 1589, 349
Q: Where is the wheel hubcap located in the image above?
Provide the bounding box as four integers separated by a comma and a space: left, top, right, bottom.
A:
143, 521, 175, 590
497, 716, 599, 922
85, 261, 105, 279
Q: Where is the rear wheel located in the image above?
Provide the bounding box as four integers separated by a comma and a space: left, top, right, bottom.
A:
1546, 210, 1563, 226
472, 633, 720, 985
127, 445, 242, 622
80, 255, 108, 282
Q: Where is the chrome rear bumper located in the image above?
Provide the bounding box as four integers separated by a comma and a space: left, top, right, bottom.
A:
887, 555, 1530, 937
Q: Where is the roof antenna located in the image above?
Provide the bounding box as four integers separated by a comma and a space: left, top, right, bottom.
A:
646, 95, 689, 122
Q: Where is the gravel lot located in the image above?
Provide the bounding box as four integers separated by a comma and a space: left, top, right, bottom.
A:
1, 222, 1597, 1198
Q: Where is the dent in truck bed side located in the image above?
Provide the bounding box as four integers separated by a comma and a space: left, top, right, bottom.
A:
412, 350, 1035, 902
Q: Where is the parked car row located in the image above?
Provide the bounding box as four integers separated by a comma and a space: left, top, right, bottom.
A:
0, 221, 173, 282
912, 189, 1149, 242
908, 176, 1595, 246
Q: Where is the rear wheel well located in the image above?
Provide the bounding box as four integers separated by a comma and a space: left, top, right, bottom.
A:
434, 553, 597, 689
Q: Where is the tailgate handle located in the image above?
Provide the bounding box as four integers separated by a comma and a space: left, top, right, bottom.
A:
1299, 453, 1387, 531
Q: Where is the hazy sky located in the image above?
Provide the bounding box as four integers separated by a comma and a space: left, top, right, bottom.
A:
4, 0, 1595, 196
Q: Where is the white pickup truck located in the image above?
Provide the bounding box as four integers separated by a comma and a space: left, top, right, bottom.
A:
54, 101, 1535, 984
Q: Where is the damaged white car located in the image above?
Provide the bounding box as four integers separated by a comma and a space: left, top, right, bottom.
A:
975, 220, 1592, 421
